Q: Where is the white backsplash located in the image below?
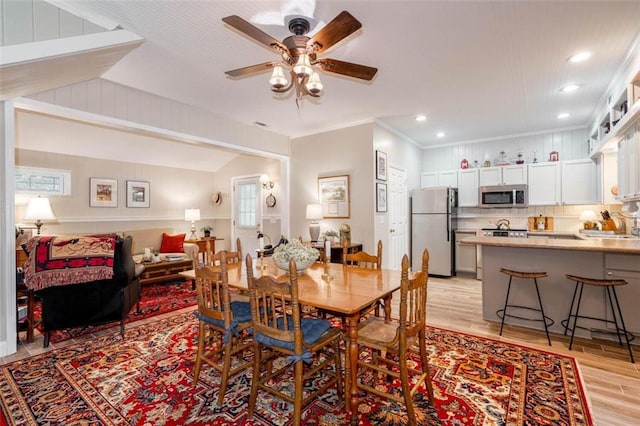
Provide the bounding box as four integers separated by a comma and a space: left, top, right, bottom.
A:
455, 204, 625, 233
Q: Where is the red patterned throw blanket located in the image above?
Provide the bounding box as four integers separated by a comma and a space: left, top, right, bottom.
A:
24, 234, 116, 291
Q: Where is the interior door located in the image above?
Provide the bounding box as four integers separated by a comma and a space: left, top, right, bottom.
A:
388, 166, 408, 270
232, 176, 261, 257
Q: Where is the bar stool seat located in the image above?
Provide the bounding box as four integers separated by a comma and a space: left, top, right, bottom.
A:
562, 274, 635, 363
498, 268, 554, 345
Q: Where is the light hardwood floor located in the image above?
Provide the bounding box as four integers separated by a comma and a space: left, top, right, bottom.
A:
3, 274, 640, 424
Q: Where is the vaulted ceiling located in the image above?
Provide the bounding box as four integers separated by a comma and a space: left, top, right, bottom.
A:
33, 1, 640, 147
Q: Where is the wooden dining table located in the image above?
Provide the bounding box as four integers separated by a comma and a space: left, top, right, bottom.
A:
179, 257, 402, 424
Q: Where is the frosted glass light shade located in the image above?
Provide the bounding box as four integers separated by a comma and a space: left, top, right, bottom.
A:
293, 54, 312, 78
269, 66, 289, 89
305, 71, 323, 95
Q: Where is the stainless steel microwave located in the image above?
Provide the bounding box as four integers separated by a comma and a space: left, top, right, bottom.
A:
479, 184, 528, 208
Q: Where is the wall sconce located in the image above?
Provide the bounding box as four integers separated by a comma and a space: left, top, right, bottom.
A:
23, 196, 56, 235
184, 208, 201, 240
306, 203, 323, 242
260, 174, 275, 190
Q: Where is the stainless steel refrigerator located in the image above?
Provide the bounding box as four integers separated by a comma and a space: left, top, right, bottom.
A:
411, 187, 457, 276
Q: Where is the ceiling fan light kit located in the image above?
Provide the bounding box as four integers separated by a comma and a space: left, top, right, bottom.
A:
223, 11, 377, 103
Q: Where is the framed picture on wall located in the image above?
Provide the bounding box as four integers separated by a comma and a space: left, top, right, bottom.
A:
89, 178, 117, 207
376, 150, 388, 181
126, 180, 150, 208
318, 174, 350, 218
376, 182, 387, 212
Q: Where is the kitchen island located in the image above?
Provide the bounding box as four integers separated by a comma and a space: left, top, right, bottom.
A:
462, 236, 640, 342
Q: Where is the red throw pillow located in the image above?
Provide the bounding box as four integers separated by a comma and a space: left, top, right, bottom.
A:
159, 233, 186, 253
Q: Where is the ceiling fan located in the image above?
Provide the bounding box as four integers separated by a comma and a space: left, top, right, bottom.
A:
222, 10, 377, 100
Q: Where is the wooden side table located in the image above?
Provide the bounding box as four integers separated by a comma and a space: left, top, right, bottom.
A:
185, 237, 224, 265
312, 242, 363, 264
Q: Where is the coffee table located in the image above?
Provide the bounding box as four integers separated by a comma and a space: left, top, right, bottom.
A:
139, 258, 194, 285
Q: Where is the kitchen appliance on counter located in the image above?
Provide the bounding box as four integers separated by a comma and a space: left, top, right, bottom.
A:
411, 187, 457, 276
479, 184, 528, 208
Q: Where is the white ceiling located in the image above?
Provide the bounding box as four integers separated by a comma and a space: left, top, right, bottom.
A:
48, 1, 640, 148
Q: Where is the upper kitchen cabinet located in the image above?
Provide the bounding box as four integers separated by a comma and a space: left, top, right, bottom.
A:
617, 123, 640, 200
479, 165, 527, 186
528, 162, 561, 205
561, 159, 598, 205
596, 152, 620, 205
458, 169, 479, 207
421, 170, 458, 188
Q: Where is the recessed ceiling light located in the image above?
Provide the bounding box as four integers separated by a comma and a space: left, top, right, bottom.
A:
436, 132, 445, 138
557, 112, 570, 119
568, 51, 591, 63
560, 84, 580, 93
415, 114, 427, 122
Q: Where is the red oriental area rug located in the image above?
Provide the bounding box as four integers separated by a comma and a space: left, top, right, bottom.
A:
34, 280, 197, 344
1, 312, 593, 425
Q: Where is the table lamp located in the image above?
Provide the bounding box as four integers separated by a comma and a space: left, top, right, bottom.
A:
184, 208, 200, 240
23, 196, 56, 235
306, 203, 323, 242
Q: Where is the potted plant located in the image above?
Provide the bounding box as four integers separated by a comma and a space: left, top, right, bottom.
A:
272, 239, 319, 274
324, 229, 339, 242
201, 226, 213, 238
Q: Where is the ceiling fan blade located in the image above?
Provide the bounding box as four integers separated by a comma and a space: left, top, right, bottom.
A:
222, 15, 288, 53
308, 11, 362, 53
315, 58, 377, 81
225, 62, 279, 78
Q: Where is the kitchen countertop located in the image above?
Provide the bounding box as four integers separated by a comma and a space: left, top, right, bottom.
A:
462, 235, 640, 254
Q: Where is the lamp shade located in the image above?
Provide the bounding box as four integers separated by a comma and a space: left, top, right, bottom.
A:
184, 208, 201, 221
306, 204, 323, 221
24, 196, 56, 221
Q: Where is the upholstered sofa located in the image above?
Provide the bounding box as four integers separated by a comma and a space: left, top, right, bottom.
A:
123, 228, 198, 265
31, 235, 141, 347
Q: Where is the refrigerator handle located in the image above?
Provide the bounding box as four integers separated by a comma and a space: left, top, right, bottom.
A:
447, 216, 450, 242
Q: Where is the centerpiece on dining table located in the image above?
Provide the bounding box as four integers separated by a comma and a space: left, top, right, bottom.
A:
272, 239, 320, 275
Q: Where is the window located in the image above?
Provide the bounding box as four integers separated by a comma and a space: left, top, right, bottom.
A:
236, 182, 257, 228
15, 166, 71, 195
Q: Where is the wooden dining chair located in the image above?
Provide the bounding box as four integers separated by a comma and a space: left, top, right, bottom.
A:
245, 255, 343, 426
209, 238, 242, 266
343, 240, 383, 316
192, 252, 253, 406
356, 250, 435, 425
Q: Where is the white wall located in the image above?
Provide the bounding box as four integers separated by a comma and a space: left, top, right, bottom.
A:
212, 154, 284, 250
0, 0, 104, 46
422, 128, 589, 171
290, 123, 376, 251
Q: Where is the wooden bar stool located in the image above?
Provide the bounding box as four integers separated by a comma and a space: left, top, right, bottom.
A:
498, 268, 553, 345
563, 274, 635, 363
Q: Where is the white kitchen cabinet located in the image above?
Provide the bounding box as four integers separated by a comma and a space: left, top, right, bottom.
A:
479, 165, 527, 186
617, 123, 639, 200
596, 152, 620, 204
458, 169, 479, 207
561, 159, 598, 205
439, 170, 458, 188
455, 231, 476, 273
421, 170, 458, 188
528, 162, 561, 205
420, 172, 437, 188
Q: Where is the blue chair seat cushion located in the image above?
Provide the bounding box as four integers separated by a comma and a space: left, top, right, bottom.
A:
193, 300, 251, 328
255, 317, 332, 351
